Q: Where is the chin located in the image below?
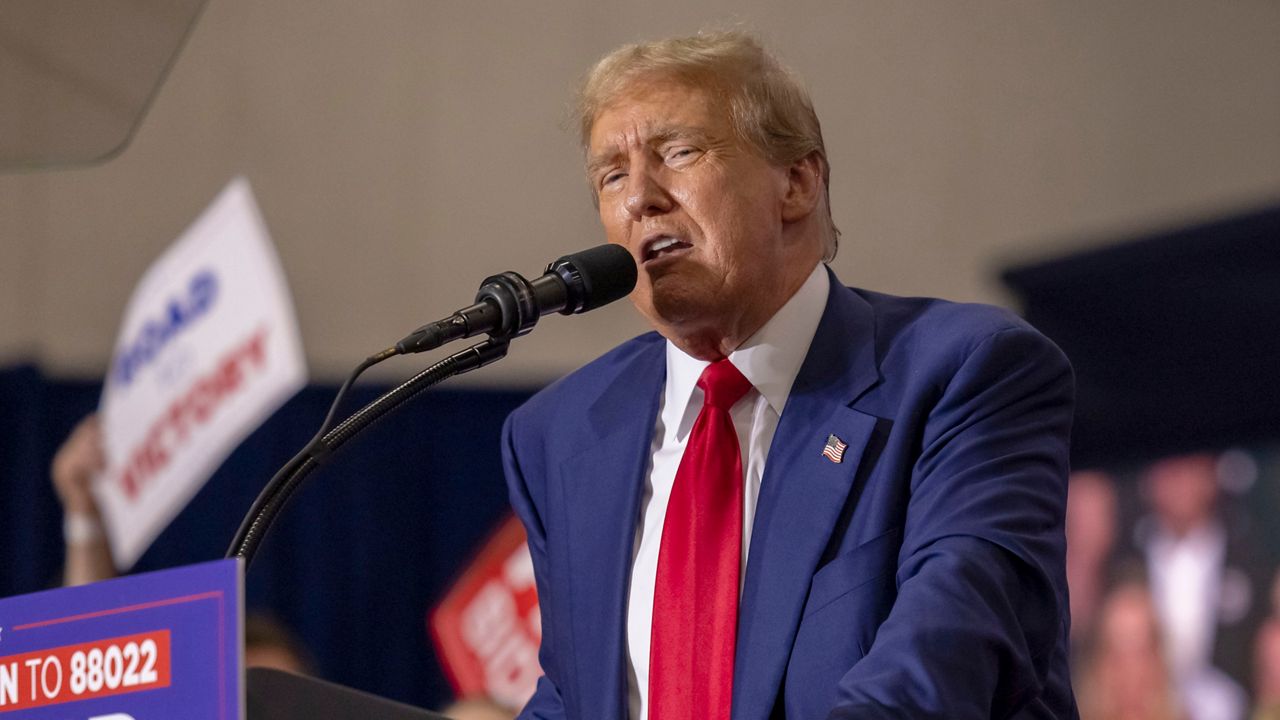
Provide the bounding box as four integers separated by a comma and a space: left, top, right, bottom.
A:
650, 286, 719, 331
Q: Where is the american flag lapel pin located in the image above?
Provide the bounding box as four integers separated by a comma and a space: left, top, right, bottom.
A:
822, 434, 848, 464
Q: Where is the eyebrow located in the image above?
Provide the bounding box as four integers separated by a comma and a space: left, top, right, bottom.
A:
649, 124, 714, 147
585, 153, 619, 180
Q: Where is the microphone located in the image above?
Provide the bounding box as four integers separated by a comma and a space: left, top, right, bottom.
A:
396, 243, 636, 354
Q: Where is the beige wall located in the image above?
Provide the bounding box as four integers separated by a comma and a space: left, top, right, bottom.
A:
2, 0, 1278, 386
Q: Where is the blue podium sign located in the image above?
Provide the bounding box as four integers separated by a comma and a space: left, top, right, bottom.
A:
0, 559, 242, 719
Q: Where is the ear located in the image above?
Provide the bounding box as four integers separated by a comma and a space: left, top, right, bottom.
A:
780, 152, 824, 224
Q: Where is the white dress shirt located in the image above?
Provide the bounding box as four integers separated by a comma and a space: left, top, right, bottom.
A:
1145, 520, 1251, 720
625, 263, 830, 719
1146, 522, 1225, 682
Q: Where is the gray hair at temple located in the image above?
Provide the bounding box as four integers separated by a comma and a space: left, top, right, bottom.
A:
576, 31, 841, 262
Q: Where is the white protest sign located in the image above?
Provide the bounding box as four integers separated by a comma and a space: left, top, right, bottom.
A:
96, 176, 307, 569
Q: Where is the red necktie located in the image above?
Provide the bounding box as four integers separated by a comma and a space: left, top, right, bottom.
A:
650, 358, 753, 720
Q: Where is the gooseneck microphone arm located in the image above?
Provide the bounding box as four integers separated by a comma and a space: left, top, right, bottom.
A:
226, 243, 636, 569
226, 338, 509, 566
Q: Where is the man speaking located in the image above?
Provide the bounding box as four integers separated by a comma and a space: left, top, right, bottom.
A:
502, 31, 1076, 719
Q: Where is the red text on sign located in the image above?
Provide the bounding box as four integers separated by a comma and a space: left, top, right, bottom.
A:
118, 327, 269, 500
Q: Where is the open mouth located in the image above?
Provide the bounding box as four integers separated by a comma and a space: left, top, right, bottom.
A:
643, 236, 692, 264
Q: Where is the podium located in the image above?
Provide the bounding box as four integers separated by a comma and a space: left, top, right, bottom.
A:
248, 668, 446, 719
0, 560, 453, 719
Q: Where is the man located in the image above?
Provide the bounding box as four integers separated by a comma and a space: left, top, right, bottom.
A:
1133, 453, 1262, 719
503, 31, 1076, 719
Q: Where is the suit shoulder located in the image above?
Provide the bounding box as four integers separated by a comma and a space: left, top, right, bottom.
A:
853, 287, 1026, 340
845, 287, 1070, 392
853, 287, 1056, 358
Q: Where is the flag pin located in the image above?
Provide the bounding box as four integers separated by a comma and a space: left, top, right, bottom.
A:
822, 434, 848, 464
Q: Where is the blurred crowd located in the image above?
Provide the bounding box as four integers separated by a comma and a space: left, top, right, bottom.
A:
1068, 454, 1280, 720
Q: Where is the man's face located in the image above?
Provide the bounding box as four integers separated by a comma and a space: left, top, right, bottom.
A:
587, 80, 806, 353
1145, 454, 1218, 534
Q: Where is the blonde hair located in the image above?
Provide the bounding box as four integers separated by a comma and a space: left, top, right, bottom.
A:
576, 31, 840, 261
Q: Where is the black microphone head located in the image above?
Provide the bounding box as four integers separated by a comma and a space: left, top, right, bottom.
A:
547, 243, 637, 314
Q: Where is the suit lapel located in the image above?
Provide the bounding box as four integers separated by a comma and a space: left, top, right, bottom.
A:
733, 277, 882, 720
557, 340, 665, 719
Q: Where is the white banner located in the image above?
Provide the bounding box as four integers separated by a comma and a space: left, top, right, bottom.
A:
96, 177, 307, 569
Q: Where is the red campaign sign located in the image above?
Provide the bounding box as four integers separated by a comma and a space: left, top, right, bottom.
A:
0, 630, 171, 713
429, 514, 542, 708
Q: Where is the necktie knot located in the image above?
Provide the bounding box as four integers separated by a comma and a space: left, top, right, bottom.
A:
698, 359, 752, 411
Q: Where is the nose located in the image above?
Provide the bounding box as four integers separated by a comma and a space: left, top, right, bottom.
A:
623, 165, 673, 220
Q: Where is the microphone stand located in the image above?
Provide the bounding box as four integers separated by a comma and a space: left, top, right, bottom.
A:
226, 337, 510, 568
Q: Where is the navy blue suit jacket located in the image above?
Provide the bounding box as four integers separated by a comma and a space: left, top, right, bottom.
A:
503, 271, 1078, 719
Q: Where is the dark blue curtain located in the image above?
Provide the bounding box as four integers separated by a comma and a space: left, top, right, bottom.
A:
0, 363, 535, 710
1002, 204, 1280, 468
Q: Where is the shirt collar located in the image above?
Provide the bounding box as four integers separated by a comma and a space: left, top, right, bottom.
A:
664, 262, 830, 423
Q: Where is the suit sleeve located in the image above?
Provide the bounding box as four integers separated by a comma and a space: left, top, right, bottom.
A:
502, 412, 570, 720
827, 326, 1075, 719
